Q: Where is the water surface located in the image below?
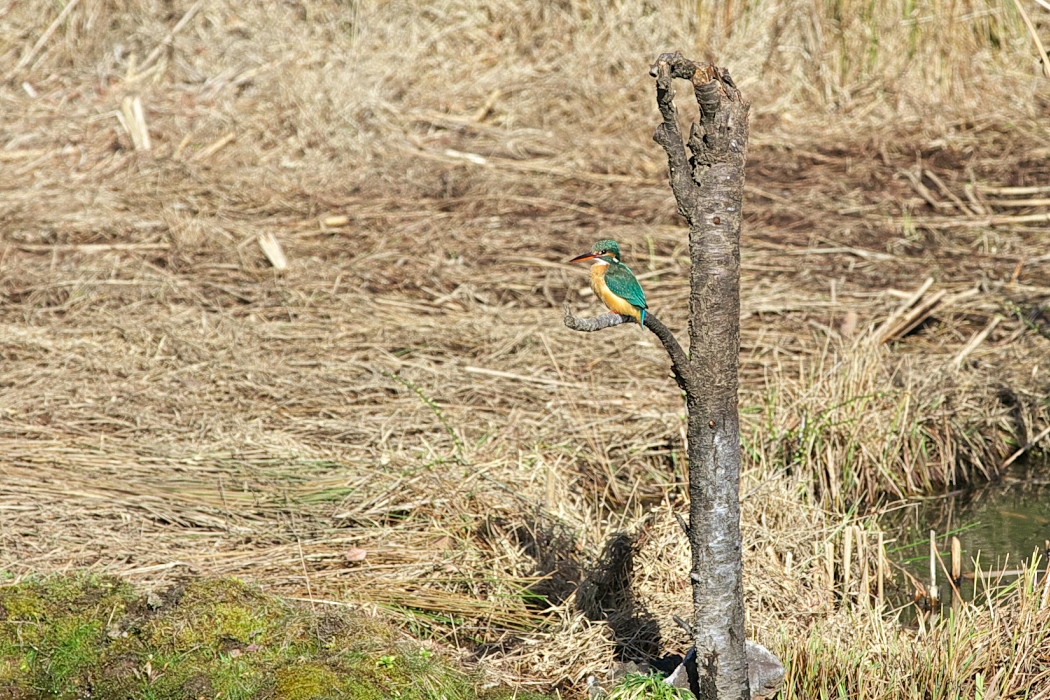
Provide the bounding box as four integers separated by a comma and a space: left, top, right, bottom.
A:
890, 458, 1050, 580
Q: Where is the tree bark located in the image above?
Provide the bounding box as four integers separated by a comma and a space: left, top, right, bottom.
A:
650, 52, 750, 700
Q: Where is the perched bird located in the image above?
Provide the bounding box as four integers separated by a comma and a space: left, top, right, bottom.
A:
569, 239, 648, 326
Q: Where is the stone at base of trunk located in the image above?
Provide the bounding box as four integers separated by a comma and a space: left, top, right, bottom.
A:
664, 640, 784, 699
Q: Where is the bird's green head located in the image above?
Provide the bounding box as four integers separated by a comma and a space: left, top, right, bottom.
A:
569, 239, 621, 264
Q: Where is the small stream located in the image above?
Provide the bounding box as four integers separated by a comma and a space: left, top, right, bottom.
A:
889, 458, 1050, 599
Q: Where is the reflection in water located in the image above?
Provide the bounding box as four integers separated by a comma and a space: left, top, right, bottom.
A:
891, 459, 1050, 577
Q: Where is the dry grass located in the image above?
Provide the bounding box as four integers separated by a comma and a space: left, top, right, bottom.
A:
778, 559, 1050, 699
2, 0, 1050, 697
746, 338, 1037, 508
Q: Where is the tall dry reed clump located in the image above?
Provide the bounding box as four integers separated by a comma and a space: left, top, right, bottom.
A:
743, 339, 1036, 509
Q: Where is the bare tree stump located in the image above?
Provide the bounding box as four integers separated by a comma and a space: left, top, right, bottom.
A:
649, 50, 751, 700
565, 52, 771, 700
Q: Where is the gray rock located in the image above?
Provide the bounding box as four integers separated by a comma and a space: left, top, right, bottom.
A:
664, 640, 785, 699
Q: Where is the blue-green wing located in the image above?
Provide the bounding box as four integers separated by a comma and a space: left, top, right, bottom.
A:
606, 263, 648, 310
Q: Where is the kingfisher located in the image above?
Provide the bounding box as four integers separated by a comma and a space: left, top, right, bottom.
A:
569, 239, 648, 326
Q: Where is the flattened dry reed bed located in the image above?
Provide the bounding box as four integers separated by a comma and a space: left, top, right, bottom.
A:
2, 0, 1050, 695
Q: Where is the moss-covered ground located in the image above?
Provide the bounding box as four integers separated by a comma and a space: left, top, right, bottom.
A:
0, 574, 550, 700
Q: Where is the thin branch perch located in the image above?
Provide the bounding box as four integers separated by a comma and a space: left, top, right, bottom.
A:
562, 309, 632, 332
563, 308, 694, 394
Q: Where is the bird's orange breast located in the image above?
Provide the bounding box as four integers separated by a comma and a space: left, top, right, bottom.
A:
590, 263, 643, 323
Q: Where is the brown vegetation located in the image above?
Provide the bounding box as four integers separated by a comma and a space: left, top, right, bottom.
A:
2, 1, 1049, 697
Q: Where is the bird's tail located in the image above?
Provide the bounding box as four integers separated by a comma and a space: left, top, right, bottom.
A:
639, 309, 647, 327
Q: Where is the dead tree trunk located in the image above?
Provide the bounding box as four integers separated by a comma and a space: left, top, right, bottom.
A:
650, 51, 750, 700
564, 53, 756, 700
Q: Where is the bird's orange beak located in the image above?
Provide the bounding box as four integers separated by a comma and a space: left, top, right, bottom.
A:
569, 252, 600, 263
